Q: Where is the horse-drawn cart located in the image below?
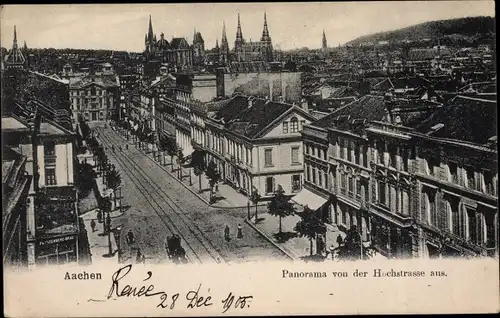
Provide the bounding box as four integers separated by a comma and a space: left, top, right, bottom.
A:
165, 234, 187, 264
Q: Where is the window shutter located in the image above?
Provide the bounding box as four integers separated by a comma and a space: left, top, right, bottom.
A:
272, 177, 276, 193
290, 175, 294, 191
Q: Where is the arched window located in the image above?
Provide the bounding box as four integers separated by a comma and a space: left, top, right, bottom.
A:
290, 117, 299, 133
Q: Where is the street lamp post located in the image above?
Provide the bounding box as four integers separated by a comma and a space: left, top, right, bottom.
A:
330, 245, 335, 261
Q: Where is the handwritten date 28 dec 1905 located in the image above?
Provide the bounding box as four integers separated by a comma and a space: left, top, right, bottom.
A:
107, 264, 253, 313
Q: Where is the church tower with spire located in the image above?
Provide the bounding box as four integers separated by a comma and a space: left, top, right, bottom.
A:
145, 15, 156, 55
220, 21, 230, 65
234, 13, 245, 61
4, 25, 26, 70
322, 30, 328, 53
260, 12, 273, 62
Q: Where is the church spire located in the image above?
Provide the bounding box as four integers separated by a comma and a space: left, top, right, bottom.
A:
13, 25, 18, 49
322, 29, 327, 51
236, 13, 243, 42
261, 12, 270, 42
148, 15, 154, 41
221, 21, 228, 46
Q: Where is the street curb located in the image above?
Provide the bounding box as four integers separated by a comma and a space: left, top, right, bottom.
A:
244, 218, 297, 261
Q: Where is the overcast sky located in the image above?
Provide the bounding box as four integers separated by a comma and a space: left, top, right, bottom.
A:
0, 2, 495, 52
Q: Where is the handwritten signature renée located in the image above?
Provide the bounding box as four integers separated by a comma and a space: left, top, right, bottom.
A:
107, 264, 253, 313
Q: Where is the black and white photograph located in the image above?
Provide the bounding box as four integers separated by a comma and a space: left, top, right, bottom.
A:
2, 2, 498, 316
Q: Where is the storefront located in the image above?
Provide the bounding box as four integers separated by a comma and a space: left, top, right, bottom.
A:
36, 234, 78, 265
370, 215, 414, 258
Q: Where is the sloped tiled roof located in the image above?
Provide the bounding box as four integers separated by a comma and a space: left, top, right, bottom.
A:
170, 37, 189, 50
415, 95, 497, 144
227, 99, 292, 138
311, 95, 386, 129
212, 95, 296, 139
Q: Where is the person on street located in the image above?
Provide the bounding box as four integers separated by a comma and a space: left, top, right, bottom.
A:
224, 225, 230, 242
90, 219, 96, 232
136, 249, 143, 264
127, 229, 135, 246
237, 224, 243, 239
97, 210, 103, 223
106, 214, 112, 231
336, 234, 343, 247
126, 144, 129, 150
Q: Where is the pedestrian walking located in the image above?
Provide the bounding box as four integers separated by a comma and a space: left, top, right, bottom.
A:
106, 214, 112, 233
127, 229, 135, 246
90, 219, 96, 232
336, 234, 343, 247
224, 225, 230, 242
136, 249, 145, 264
237, 224, 243, 239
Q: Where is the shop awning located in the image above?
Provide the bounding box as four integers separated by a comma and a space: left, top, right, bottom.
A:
291, 188, 328, 211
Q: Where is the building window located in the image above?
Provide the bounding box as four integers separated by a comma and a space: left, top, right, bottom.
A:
324, 171, 328, 189
465, 166, 475, 189
44, 142, 56, 156
282, 122, 288, 134
482, 170, 494, 195
45, 168, 56, 186
389, 145, 397, 168
347, 142, 352, 162
424, 192, 432, 225
291, 147, 300, 164
318, 170, 323, 187
348, 176, 354, 196
300, 120, 306, 131
401, 189, 410, 216
339, 139, 344, 159
341, 173, 346, 194
466, 207, 477, 244
312, 167, 317, 184
377, 143, 384, 165
292, 174, 301, 192
401, 148, 409, 172
356, 179, 361, 198
264, 149, 273, 167
266, 177, 274, 194
447, 161, 458, 183
354, 144, 360, 165
378, 180, 386, 206
306, 165, 311, 182
362, 145, 368, 168
427, 156, 439, 176
91, 87, 96, 95
290, 117, 299, 133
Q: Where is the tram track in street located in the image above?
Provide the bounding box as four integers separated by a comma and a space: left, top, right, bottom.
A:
97, 127, 225, 265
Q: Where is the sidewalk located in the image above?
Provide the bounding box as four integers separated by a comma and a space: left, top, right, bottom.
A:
80, 209, 119, 265
247, 212, 347, 261
115, 126, 264, 209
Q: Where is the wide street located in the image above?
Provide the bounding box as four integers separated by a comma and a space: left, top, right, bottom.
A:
94, 125, 289, 265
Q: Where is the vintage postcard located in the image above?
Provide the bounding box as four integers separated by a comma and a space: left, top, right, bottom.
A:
1, 2, 498, 316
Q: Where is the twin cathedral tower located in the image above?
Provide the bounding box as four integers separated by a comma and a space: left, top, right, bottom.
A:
143, 13, 274, 67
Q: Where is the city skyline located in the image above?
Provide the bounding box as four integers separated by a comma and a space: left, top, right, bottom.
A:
1, 2, 495, 52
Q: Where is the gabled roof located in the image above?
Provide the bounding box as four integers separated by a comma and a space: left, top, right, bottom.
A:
170, 37, 189, 50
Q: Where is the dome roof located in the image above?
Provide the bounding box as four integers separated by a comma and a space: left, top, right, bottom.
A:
157, 33, 170, 49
